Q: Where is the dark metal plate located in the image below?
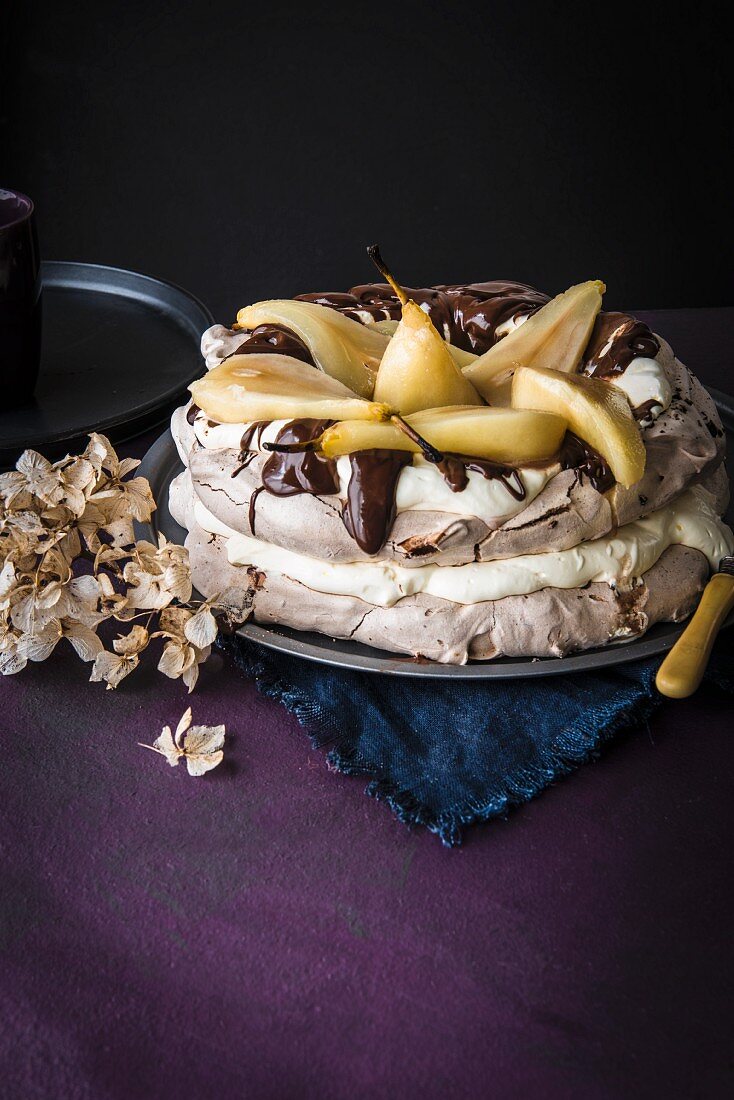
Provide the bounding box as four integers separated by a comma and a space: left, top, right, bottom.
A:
136, 389, 733, 678
0, 261, 212, 465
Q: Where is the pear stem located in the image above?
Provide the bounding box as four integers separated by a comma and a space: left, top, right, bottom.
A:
367, 245, 408, 306
390, 415, 444, 464
262, 438, 322, 454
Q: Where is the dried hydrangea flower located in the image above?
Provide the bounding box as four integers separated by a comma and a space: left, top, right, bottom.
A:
155, 606, 211, 693
0, 450, 66, 510
123, 537, 192, 610
90, 625, 150, 689
139, 707, 226, 776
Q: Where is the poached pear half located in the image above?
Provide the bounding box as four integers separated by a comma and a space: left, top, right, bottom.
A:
373, 298, 484, 414
190, 354, 390, 424
512, 365, 645, 487
464, 280, 605, 404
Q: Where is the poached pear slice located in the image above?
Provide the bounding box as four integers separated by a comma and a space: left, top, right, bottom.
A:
236, 300, 388, 398
373, 299, 484, 414
320, 405, 567, 465
189, 354, 391, 424
463, 280, 605, 401
512, 365, 645, 487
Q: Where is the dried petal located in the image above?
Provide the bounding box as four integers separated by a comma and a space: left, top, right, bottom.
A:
182, 721, 225, 775
82, 433, 116, 475
0, 647, 28, 676
184, 747, 224, 776
157, 639, 192, 679
23, 620, 62, 662
15, 450, 66, 506
182, 661, 200, 693
122, 477, 156, 521
157, 605, 192, 638
63, 621, 104, 662
148, 725, 183, 767
117, 457, 141, 478
90, 649, 139, 689
10, 588, 58, 633
174, 707, 193, 745
184, 606, 218, 648
112, 625, 149, 656
56, 574, 104, 627
0, 561, 16, 603
212, 586, 254, 630
101, 517, 136, 548
184, 723, 225, 756
0, 469, 27, 507
123, 566, 168, 610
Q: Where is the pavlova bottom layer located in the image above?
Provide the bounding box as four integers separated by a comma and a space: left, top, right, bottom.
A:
183, 518, 709, 664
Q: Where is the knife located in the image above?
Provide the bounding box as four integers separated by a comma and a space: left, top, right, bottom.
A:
656, 555, 734, 698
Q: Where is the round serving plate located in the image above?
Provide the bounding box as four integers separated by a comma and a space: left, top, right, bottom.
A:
136, 389, 734, 679
0, 261, 212, 467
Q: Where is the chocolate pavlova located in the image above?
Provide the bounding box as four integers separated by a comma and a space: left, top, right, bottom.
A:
169, 254, 733, 663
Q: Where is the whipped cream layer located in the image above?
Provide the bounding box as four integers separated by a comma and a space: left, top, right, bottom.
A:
193, 485, 733, 609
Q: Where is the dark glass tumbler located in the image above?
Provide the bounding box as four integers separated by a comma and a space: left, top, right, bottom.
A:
0, 189, 42, 409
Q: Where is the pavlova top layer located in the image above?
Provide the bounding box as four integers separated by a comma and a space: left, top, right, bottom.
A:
187, 320, 672, 529
180, 273, 727, 563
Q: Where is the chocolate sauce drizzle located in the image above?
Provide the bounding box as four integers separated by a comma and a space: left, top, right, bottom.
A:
248, 486, 264, 535
231, 421, 268, 477
186, 404, 200, 425
239, 419, 340, 535
633, 398, 662, 423
583, 312, 660, 378
296, 281, 549, 354
342, 450, 413, 555
559, 432, 615, 493
436, 454, 526, 499
234, 323, 313, 364
260, 420, 339, 497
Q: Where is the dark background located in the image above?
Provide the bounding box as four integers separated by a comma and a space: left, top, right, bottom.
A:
2, 1, 732, 322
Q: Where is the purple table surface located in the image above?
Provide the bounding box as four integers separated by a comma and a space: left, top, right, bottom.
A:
1, 309, 733, 1100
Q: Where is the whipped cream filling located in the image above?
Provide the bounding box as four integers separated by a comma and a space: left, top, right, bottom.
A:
389, 457, 552, 520
608, 357, 672, 421
192, 412, 554, 525
494, 312, 530, 339
194, 416, 289, 452
193, 486, 733, 609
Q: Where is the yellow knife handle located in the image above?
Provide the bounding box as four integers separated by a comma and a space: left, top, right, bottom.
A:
656, 572, 734, 699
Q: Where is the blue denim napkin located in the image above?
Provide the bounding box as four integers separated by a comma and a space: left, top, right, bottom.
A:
221, 635, 733, 845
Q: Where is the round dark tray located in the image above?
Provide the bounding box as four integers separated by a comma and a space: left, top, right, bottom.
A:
0, 261, 212, 466
135, 388, 733, 678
